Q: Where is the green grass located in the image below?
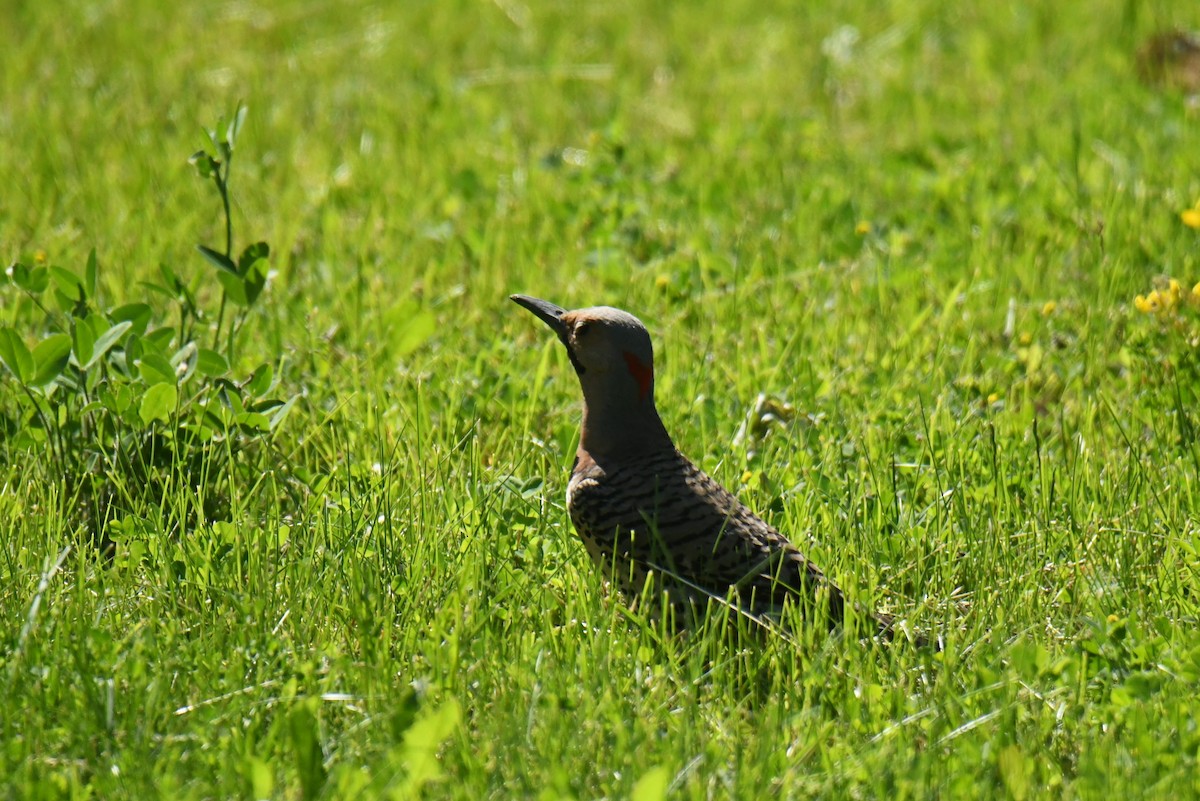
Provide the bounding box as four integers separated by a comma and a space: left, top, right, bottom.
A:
4, 0, 1200, 797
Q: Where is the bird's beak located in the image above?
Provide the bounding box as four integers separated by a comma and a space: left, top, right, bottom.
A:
511, 294, 588, 375
510, 294, 570, 341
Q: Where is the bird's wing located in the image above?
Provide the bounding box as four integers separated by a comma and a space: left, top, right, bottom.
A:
574, 449, 843, 619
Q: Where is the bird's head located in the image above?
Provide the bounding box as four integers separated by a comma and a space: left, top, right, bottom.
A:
511, 294, 655, 399
511, 294, 668, 454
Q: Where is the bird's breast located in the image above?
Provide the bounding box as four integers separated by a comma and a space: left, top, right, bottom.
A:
565, 448, 727, 557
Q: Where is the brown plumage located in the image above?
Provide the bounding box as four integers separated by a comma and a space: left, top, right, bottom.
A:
512, 295, 913, 640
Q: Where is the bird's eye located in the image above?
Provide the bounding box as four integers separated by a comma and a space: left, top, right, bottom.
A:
574, 322, 591, 338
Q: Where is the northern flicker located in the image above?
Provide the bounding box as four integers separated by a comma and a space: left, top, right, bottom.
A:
512, 294, 911, 640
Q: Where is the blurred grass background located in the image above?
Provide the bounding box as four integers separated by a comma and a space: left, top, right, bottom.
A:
3, 0, 1200, 797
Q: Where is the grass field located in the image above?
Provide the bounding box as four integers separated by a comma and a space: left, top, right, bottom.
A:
4, 0, 1200, 797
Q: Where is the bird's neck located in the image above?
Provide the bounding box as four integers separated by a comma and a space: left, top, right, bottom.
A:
578, 394, 673, 459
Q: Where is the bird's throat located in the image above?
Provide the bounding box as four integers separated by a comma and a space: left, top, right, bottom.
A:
578, 394, 672, 457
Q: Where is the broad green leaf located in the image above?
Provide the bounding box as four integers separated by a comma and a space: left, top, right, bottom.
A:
11, 263, 49, 294
53, 289, 77, 313
223, 389, 246, 418
138, 281, 176, 301
171, 341, 196, 365
245, 363, 273, 396
226, 104, 248, 150
197, 244, 237, 274
238, 242, 270, 306
111, 303, 153, 337
171, 342, 198, 384
394, 308, 437, 356
83, 320, 132, 371
101, 386, 131, 415
10, 428, 41, 450
214, 520, 240, 551
31, 334, 72, 386
114, 384, 133, 414
289, 704, 327, 801
85, 248, 98, 298
181, 421, 216, 443
188, 150, 218, 180
238, 241, 269, 273
86, 312, 108, 339
72, 318, 96, 368
234, 411, 271, 431
137, 352, 177, 385
398, 699, 460, 795
50, 265, 85, 301
196, 348, 229, 377
244, 754, 273, 800
242, 258, 267, 305
212, 376, 239, 394
203, 405, 231, 433
124, 333, 144, 363
159, 262, 181, 291
50, 371, 80, 394
143, 327, 175, 352
266, 396, 297, 430
0, 327, 34, 383
631, 767, 671, 801
216, 269, 248, 305
139, 382, 178, 425
998, 745, 1030, 801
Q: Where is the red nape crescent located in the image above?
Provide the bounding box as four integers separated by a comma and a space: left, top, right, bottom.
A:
622, 350, 653, 400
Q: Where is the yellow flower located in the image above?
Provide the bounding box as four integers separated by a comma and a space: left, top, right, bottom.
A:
1183, 209, 1200, 229
1135, 293, 1160, 313
1191, 282, 1200, 308
986, 392, 1000, 404
34, 249, 47, 264
654, 274, 670, 290
855, 220, 872, 236
1041, 300, 1057, 316
440, 195, 462, 218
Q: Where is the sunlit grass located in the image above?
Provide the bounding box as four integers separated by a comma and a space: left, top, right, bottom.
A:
3, 0, 1200, 798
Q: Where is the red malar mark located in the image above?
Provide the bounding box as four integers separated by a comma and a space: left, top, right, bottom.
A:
622, 351, 653, 400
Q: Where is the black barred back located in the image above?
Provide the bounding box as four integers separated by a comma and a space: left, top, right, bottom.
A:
566, 448, 845, 626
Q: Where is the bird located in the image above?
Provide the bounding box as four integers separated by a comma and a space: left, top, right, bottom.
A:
511, 294, 917, 642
